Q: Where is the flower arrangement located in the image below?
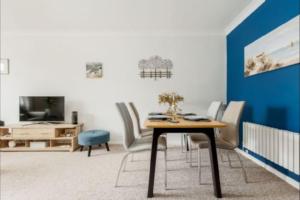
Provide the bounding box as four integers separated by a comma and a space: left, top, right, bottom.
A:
159, 92, 184, 116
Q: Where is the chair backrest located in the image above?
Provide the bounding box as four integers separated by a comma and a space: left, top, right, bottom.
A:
128, 102, 142, 135
116, 102, 135, 150
219, 101, 245, 148
206, 101, 222, 120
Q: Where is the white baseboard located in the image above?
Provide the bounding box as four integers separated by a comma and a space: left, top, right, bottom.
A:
236, 148, 300, 190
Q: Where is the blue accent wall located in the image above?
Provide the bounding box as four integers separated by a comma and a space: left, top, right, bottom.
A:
227, 0, 300, 182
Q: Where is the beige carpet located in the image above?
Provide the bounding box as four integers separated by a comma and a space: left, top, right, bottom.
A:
1, 145, 299, 200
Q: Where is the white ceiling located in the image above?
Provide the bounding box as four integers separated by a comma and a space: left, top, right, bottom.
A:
1, 0, 252, 34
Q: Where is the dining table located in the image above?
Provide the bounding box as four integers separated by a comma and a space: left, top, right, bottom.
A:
144, 118, 226, 198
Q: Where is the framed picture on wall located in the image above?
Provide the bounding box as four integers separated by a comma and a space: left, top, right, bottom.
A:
0, 59, 9, 75
244, 15, 299, 77
86, 62, 103, 79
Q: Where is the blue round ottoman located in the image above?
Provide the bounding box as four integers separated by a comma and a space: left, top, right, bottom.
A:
78, 130, 110, 157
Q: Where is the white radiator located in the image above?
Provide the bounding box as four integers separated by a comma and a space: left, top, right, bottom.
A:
243, 122, 299, 175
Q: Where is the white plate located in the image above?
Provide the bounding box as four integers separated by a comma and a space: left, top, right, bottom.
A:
148, 115, 170, 120
183, 115, 209, 121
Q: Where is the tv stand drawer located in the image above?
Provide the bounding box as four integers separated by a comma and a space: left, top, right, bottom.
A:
12, 128, 56, 139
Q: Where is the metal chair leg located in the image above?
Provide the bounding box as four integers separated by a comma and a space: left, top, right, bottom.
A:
198, 147, 203, 185
219, 149, 227, 162
185, 149, 188, 161
115, 153, 130, 187
165, 133, 168, 150
181, 134, 184, 153
182, 134, 189, 155
189, 136, 193, 167
130, 153, 134, 162
122, 153, 129, 172
235, 151, 248, 183
185, 134, 189, 161
164, 150, 167, 189
227, 151, 234, 168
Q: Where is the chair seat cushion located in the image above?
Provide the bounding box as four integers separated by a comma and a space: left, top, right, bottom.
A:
128, 136, 166, 152
140, 129, 153, 137
190, 134, 208, 143
141, 128, 153, 133
78, 130, 110, 146
190, 133, 234, 150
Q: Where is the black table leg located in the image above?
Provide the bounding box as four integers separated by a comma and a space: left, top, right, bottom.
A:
185, 134, 189, 151
205, 129, 222, 198
147, 129, 161, 198
147, 128, 222, 198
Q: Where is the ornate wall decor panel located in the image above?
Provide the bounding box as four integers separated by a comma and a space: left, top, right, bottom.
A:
138, 56, 173, 80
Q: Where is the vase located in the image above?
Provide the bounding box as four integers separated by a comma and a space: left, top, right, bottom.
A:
166, 103, 178, 118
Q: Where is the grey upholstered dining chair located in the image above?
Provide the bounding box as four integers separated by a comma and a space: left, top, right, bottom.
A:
187, 101, 223, 166
115, 103, 167, 188
190, 101, 247, 184
129, 102, 152, 138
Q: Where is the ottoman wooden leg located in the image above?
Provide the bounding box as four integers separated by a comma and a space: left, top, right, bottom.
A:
80, 146, 84, 152
105, 143, 110, 151
88, 146, 92, 157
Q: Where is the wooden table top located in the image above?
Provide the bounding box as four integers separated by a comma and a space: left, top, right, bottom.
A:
144, 119, 226, 129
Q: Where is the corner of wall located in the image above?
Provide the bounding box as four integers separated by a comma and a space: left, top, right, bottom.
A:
225, 0, 266, 35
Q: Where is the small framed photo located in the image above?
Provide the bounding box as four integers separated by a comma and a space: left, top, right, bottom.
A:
86, 62, 103, 79
0, 59, 9, 75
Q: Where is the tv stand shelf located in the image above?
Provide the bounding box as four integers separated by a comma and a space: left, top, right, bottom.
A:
0, 123, 83, 152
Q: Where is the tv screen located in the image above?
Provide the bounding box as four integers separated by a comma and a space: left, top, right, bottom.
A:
19, 96, 65, 122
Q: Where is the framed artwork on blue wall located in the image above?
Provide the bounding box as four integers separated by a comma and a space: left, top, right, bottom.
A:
244, 15, 299, 77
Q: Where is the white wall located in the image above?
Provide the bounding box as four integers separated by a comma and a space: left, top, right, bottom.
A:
0, 32, 226, 144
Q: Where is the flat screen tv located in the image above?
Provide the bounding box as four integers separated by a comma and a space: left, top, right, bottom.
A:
19, 96, 65, 122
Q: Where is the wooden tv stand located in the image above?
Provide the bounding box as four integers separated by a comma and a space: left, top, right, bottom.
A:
0, 123, 83, 152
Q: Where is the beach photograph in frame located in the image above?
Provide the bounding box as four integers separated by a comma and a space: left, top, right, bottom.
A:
244, 15, 299, 77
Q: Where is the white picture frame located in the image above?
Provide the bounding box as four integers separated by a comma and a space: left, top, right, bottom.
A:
244, 15, 300, 77
86, 62, 103, 79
